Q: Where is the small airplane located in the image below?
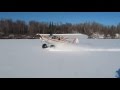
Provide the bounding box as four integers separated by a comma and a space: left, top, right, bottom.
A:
39, 34, 79, 49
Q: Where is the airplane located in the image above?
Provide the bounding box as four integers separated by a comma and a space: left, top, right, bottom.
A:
39, 34, 79, 49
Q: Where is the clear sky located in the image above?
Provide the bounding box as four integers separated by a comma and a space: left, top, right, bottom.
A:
0, 12, 120, 25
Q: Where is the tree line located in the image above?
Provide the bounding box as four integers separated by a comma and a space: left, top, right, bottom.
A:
0, 19, 120, 38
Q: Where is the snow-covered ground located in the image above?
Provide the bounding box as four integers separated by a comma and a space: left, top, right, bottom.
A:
0, 34, 120, 78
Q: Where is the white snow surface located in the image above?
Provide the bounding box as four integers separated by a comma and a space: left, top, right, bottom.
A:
0, 34, 120, 78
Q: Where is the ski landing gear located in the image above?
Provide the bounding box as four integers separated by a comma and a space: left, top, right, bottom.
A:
42, 43, 55, 49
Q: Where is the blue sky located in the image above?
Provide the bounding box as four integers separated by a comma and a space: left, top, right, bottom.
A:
0, 12, 120, 25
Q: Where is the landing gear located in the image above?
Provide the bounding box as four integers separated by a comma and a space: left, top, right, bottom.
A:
42, 44, 55, 49
42, 44, 48, 49
50, 45, 55, 48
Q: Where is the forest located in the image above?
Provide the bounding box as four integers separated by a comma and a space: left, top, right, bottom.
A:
0, 19, 120, 39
